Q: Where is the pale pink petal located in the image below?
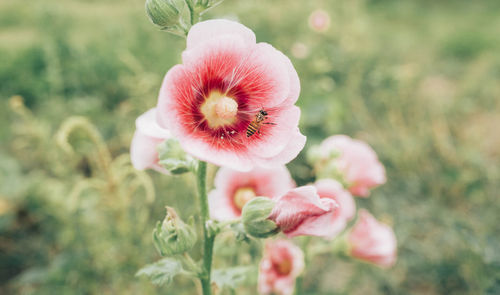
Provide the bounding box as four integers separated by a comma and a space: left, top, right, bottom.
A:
187, 19, 256, 50
318, 135, 386, 197
247, 106, 301, 159
180, 135, 254, 171
348, 210, 397, 268
130, 108, 171, 172
285, 198, 339, 238
281, 53, 301, 106
255, 130, 306, 168
136, 108, 171, 138
208, 189, 239, 221
269, 186, 340, 239
130, 131, 164, 170
315, 178, 356, 221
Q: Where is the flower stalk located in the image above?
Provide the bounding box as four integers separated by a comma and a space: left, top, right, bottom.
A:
196, 161, 215, 295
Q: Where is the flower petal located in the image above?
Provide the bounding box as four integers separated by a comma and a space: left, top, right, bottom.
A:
187, 19, 256, 50
255, 129, 306, 168
130, 131, 164, 171
136, 108, 171, 138
247, 106, 301, 159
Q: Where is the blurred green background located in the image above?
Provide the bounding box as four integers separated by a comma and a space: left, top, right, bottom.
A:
1, 0, 499, 294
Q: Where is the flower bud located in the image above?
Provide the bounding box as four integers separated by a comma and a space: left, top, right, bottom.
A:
157, 138, 197, 174
153, 207, 197, 256
145, 0, 191, 31
241, 197, 279, 239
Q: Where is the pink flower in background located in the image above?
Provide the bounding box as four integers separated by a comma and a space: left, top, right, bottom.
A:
258, 239, 304, 295
318, 135, 386, 197
156, 19, 306, 171
130, 108, 171, 172
348, 209, 397, 268
269, 186, 339, 239
208, 166, 295, 220
314, 178, 356, 237
308, 9, 330, 32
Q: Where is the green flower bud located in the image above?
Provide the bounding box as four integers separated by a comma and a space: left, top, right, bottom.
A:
153, 207, 197, 256
157, 138, 197, 174
241, 197, 279, 239
145, 0, 192, 34
145, 0, 179, 27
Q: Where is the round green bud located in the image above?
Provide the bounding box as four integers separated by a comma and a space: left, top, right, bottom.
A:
241, 197, 279, 239
145, 0, 182, 28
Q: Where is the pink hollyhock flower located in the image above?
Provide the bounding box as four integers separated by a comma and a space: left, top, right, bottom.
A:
156, 19, 306, 171
348, 209, 397, 268
317, 135, 386, 197
208, 166, 294, 221
258, 239, 304, 295
314, 179, 356, 237
130, 108, 171, 172
269, 186, 339, 239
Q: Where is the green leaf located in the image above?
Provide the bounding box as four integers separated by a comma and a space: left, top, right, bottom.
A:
212, 266, 257, 290
136, 258, 183, 286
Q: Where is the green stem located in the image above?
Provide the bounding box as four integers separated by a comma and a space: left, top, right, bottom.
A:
197, 161, 214, 295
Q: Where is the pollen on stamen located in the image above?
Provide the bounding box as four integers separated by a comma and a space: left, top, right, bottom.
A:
215, 96, 238, 120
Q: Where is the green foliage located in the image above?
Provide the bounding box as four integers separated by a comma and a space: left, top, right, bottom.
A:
158, 138, 197, 174
212, 266, 257, 290
136, 258, 184, 286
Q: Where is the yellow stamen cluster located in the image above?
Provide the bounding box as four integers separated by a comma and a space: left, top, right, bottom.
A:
200, 92, 238, 128
233, 187, 256, 210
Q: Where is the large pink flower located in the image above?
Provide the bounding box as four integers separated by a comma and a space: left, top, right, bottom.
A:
269, 186, 339, 239
317, 135, 386, 197
208, 166, 294, 221
348, 209, 397, 268
258, 239, 304, 295
130, 108, 171, 172
314, 179, 356, 237
156, 19, 306, 171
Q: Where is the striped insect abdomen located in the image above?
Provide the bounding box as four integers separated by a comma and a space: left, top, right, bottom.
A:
246, 121, 259, 137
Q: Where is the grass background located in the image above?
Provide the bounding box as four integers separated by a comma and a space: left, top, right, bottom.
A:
1, 0, 499, 294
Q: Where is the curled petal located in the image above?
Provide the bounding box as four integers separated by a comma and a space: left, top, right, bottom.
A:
269, 186, 340, 239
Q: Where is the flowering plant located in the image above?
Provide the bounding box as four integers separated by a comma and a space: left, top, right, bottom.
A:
133, 1, 397, 294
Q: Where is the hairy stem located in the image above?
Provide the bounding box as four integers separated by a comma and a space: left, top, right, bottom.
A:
197, 161, 214, 295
